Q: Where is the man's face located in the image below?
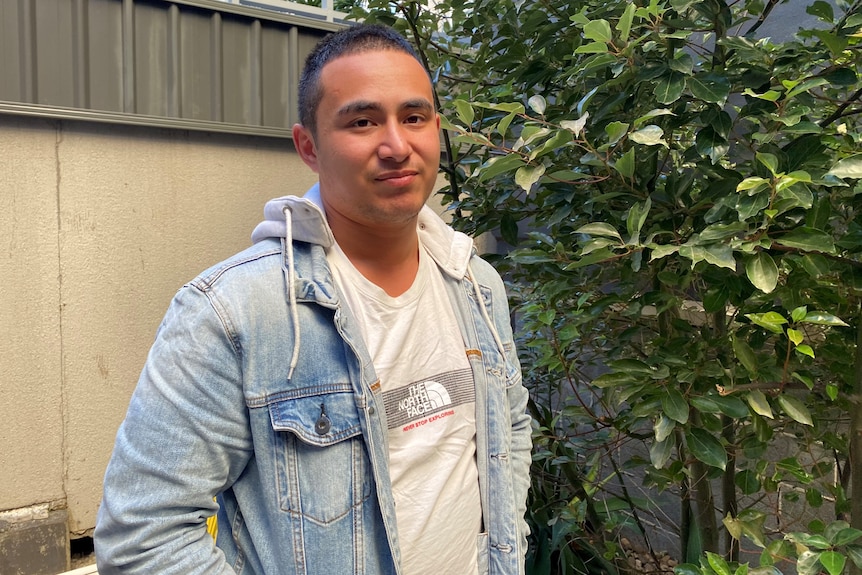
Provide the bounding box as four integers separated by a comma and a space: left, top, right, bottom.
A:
292, 50, 441, 234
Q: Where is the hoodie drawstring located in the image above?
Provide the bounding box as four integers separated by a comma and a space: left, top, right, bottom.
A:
282, 206, 301, 381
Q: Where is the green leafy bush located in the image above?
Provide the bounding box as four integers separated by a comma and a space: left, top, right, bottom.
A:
351, 0, 862, 572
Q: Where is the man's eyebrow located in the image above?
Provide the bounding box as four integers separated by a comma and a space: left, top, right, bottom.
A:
337, 100, 381, 117
401, 98, 434, 112
336, 98, 434, 117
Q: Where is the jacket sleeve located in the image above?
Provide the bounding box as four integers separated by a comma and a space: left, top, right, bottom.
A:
498, 294, 532, 572
483, 263, 533, 572
94, 284, 252, 574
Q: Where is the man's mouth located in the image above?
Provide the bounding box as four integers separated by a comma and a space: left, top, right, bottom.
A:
376, 170, 419, 186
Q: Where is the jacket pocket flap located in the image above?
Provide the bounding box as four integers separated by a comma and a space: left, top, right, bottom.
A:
268, 391, 362, 446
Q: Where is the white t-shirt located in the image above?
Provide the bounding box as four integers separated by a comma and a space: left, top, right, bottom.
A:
328, 241, 482, 575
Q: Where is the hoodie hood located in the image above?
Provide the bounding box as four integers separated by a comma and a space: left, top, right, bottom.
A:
251, 183, 475, 280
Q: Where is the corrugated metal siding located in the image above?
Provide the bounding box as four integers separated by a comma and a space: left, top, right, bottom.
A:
0, 0, 344, 138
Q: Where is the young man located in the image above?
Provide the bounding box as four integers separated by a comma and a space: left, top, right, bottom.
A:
95, 24, 531, 574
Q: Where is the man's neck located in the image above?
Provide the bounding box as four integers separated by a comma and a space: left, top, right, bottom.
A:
329, 218, 421, 297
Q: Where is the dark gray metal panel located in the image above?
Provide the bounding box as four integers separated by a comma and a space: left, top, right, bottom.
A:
0, 0, 24, 102
87, 0, 125, 113
33, 0, 76, 106
0, 0, 345, 138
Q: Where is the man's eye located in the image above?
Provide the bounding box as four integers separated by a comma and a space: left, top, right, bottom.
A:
405, 115, 423, 124
353, 119, 372, 128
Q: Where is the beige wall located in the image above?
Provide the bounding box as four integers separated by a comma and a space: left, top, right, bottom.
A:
0, 115, 318, 535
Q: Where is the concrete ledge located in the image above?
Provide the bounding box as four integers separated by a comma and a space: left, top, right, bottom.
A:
0, 506, 69, 575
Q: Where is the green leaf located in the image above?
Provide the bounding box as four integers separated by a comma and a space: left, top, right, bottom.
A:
655, 72, 686, 104
560, 114, 589, 136
696, 126, 728, 164
705, 245, 736, 269
796, 344, 815, 358
699, 222, 746, 241
735, 469, 761, 495
712, 395, 750, 419
745, 252, 779, 293
807, 0, 834, 22
576, 223, 623, 242
477, 154, 526, 182
583, 19, 613, 44
813, 29, 849, 56
616, 2, 635, 40
773, 227, 835, 253
703, 283, 729, 313
775, 184, 814, 212
689, 73, 731, 104
528, 130, 574, 161
592, 371, 637, 388
832, 527, 862, 546
846, 545, 862, 569
515, 126, 551, 149
581, 237, 619, 255
453, 99, 474, 125
662, 388, 689, 424
615, 147, 635, 179
736, 177, 770, 193
472, 101, 525, 114
799, 254, 832, 277
497, 111, 518, 138
746, 311, 788, 334
796, 550, 822, 575
757, 152, 780, 176
514, 164, 546, 193
732, 335, 758, 374
686, 428, 726, 470
747, 390, 774, 419
630, 125, 667, 147
654, 414, 676, 443
610, 357, 664, 376
669, 52, 694, 74
575, 41, 611, 54
802, 312, 850, 327
626, 198, 651, 245
650, 244, 680, 261
819, 551, 846, 575
826, 155, 862, 178
634, 108, 674, 127
787, 328, 804, 346
528, 94, 547, 115
650, 436, 674, 468
605, 121, 629, 145
777, 395, 813, 426
706, 551, 732, 575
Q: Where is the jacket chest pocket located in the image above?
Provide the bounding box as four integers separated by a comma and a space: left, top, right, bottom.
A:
269, 390, 372, 525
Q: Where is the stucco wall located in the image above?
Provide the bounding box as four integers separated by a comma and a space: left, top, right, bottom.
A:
0, 115, 319, 535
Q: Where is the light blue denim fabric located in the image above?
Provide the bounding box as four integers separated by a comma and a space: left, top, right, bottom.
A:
94, 201, 531, 575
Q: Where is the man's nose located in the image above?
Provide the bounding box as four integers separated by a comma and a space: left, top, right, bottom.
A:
378, 123, 410, 161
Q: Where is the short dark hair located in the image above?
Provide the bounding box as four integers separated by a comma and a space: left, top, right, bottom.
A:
297, 24, 424, 136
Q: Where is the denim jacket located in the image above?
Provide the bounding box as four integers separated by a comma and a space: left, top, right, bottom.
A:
95, 186, 532, 575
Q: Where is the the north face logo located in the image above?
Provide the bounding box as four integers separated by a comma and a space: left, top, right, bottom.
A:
397, 381, 452, 418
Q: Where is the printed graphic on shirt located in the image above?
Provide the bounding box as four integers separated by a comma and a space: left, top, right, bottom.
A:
382, 368, 474, 430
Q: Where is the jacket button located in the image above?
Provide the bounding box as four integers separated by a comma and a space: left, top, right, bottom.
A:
315, 403, 331, 435
315, 414, 331, 435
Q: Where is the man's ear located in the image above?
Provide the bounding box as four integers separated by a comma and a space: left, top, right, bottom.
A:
292, 124, 320, 173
